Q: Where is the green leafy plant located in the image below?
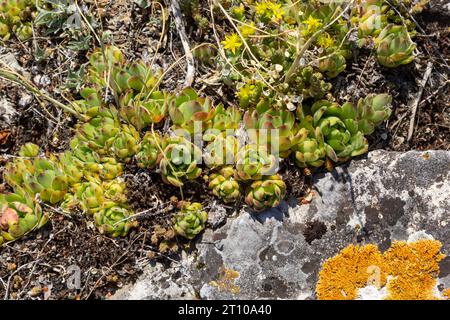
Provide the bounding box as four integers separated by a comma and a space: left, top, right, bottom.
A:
244, 104, 308, 158
0, 0, 35, 40
93, 201, 137, 237
208, 166, 241, 203
169, 88, 216, 135
375, 24, 416, 68
245, 174, 286, 212
173, 201, 208, 240
158, 135, 203, 187
35, 0, 95, 51
136, 131, 161, 169
235, 144, 278, 181
0, 187, 48, 245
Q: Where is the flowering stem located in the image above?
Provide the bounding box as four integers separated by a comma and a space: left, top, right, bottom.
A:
284, 1, 354, 84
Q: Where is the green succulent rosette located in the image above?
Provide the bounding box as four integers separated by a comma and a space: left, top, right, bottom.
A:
208, 166, 241, 203
245, 174, 286, 212
173, 202, 208, 240
0, 188, 48, 245
158, 135, 202, 187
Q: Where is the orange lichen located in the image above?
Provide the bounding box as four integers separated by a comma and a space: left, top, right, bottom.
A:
210, 267, 241, 294
383, 240, 444, 300
443, 288, 450, 300
316, 244, 385, 300
316, 240, 446, 300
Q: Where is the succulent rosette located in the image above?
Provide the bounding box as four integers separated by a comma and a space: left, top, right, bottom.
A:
245, 174, 286, 212
235, 144, 278, 181
158, 135, 202, 187
0, 188, 48, 245
376, 24, 416, 68
173, 202, 208, 240
208, 166, 241, 203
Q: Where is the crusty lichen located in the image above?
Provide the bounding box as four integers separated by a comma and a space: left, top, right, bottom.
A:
443, 288, 450, 300
383, 240, 444, 300
210, 267, 240, 294
316, 240, 446, 300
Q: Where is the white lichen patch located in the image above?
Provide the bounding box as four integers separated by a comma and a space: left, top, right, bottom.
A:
407, 230, 434, 243
356, 285, 387, 300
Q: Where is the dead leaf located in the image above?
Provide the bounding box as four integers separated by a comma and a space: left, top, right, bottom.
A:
0, 130, 11, 145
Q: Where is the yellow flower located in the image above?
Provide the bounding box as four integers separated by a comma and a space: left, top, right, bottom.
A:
231, 4, 245, 19
317, 33, 335, 48
222, 33, 243, 54
304, 15, 322, 34
239, 21, 256, 37
255, 1, 284, 22
255, 2, 269, 17
267, 2, 284, 21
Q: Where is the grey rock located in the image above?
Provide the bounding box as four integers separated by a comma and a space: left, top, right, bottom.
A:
0, 97, 17, 125
112, 150, 450, 300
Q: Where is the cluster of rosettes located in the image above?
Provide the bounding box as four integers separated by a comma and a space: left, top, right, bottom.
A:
0, 0, 35, 40
354, 0, 417, 68
220, 0, 417, 111
1, 43, 394, 245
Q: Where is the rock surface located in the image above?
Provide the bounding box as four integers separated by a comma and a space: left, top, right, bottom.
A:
112, 150, 450, 300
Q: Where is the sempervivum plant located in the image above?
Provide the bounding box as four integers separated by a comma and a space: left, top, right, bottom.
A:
293, 94, 392, 167
119, 91, 168, 130
244, 104, 307, 158
292, 127, 327, 168
173, 201, 208, 240
3, 156, 34, 187
208, 166, 241, 204
355, 0, 388, 38
158, 135, 202, 187
18, 142, 40, 157
0, 188, 48, 245
71, 115, 120, 158
376, 24, 416, 68
136, 131, 161, 169
357, 94, 393, 135
108, 124, 139, 163
203, 104, 242, 141
74, 180, 105, 215
203, 134, 239, 168
318, 52, 347, 79
70, 145, 123, 181
87, 46, 161, 95
308, 100, 369, 162
245, 174, 286, 212
58, 152, 84, 186
169, 88, 215, 135
93, 201, 137, 237
22, 158, 69, 205
235, 144, 278, 181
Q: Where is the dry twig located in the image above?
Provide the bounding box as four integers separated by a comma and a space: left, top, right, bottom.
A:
407, 61, 433, 142
170, 0, 195, 88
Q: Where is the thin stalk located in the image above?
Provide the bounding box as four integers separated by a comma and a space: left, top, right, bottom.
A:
0, 67, 84, 119
284, 0, 354, 84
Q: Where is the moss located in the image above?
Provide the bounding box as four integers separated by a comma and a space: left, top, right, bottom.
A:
316, 240, 446, 300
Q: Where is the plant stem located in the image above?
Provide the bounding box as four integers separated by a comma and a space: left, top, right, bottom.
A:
0, 69, 85, 119
284, 1, 354, 84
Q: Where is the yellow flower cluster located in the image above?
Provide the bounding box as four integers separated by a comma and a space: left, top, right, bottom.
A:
303, 15, 323, 36
317, 32, 335, 48
222, 33, 243, 54
255, 0, 284, 22
316, 239, 448, 300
